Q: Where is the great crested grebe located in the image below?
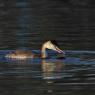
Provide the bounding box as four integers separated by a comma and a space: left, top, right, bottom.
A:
5, 40, 64, 59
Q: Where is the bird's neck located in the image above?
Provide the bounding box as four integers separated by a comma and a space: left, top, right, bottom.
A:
41, 46, 47, 58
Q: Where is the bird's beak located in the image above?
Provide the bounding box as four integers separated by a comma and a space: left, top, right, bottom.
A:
55, 46, 65, 54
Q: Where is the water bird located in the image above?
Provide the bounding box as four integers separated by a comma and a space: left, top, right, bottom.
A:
5, 40, 65, 59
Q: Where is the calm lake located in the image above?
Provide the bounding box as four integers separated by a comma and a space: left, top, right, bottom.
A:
0, 50, 95, 95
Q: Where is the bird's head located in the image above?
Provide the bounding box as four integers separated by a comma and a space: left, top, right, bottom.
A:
43, 40, 64, 54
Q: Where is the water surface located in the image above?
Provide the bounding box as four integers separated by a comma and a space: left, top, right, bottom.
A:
0, 50, 95, 95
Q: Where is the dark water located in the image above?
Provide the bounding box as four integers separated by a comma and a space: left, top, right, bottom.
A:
0, 50, 95, 95
1, 0, 95, 50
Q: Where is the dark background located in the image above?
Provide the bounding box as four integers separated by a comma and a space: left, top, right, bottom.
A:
0, 0, 95, 50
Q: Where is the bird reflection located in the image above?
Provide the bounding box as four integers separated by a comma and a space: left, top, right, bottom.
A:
41, 59, 64, 80
41, 59, 64, 93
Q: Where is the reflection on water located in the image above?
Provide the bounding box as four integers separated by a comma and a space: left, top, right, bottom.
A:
0, 51, 95, 95
41, 59, 65, 93
42, 59, 64, 80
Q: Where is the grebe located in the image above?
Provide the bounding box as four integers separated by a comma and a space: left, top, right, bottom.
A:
5, 40, 64, 59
